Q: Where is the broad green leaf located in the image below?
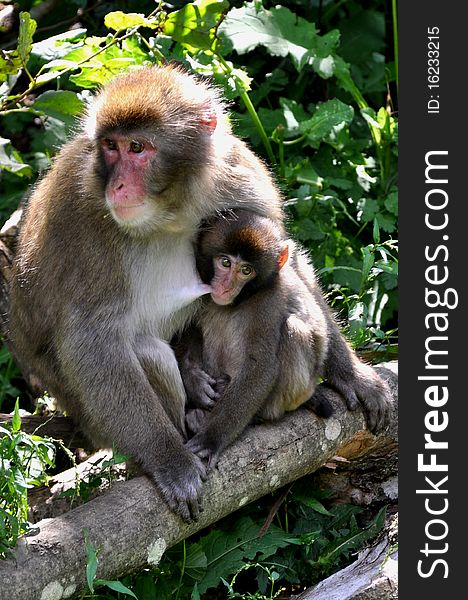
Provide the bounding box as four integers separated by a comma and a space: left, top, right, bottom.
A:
0, 138, 32, 177
219, 2, 319, 70
164, 0, 228, 51
30, 29, 87, 64
314, 507, 386, 566
385, 190, 398, 215
33, 91, 85, 123
359, 198, 379, 222
17, 12, 37, 65
196, 517, 293, 593
104, 11, 158, 32
0, 54, 22, 83
375, 212, 396, 233
279, 98, 309, 137
300, 99, 354, 148
185, 542, 208, 581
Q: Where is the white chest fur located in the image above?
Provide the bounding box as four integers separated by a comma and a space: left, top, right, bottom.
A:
126, 234, 208, 341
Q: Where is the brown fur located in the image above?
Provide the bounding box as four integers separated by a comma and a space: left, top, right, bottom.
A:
8, 66, 284, 521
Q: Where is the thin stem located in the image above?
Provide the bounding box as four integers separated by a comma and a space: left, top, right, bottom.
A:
2, 27, 142, 111
216, 54, 276, 165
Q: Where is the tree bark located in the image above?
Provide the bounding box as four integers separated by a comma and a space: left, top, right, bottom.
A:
0, 366, 397, 600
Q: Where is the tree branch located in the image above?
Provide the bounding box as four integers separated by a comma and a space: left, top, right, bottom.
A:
0, 366, 397, 600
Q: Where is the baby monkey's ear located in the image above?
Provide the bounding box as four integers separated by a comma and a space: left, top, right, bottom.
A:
278, 243, 289, 270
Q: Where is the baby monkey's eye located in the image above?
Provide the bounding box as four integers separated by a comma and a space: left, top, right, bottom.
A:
103, 138, 117, 150
220, 256, 231, 268
241, 264, 254, 277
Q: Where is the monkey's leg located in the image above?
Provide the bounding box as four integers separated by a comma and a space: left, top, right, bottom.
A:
185, 353, 278, 469
60, 333, 206, 522
135, 335, 188, 435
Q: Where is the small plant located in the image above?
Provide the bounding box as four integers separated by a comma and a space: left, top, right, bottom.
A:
0, 400, 55, 557
84, 530, 138, 599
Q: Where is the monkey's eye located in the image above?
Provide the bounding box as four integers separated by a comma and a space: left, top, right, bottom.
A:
130, 140, 144, 153
103, 138, 117, 151
240, 264, 255, 277
220, 256, 231, 268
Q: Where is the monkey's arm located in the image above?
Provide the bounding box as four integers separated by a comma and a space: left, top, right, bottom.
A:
59, 328, 206, 522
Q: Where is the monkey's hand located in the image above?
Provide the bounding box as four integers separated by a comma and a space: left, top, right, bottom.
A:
327, 362, 392, 433
185, 431, 221, 471
184, 364, 220, 410
151, 450, 207, 523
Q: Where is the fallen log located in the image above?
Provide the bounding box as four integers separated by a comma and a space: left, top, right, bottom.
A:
0, 413, 89, 449
291, 513, 398, 600
0, 365, 397, 600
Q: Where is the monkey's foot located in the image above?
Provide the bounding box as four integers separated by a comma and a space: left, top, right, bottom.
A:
150, 451, 207, 522
186, 407, 210, 435
328, 365, 392, 433
304, 388, 335, 418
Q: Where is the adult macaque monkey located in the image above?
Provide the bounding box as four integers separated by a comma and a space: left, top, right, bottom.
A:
179, 210, 391, 467
9, 65, 283, 521
9, 64, 389, 520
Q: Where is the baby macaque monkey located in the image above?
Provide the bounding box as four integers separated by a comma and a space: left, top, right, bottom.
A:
179, 209, 335, 467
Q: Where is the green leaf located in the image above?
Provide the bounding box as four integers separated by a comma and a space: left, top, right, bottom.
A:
295, 495, 334, 516
95, 579, 138, 598
314, 506, 386, 566
300, 99, 354, 148
360, 246, 375, 291
104, 11, 157, 32
385, 190, 398, 215
0, 53, 22, 83
32, 91, 85, 124
11, 400, 21, 433
0, 138, 32, 177
31, 29, 87, 63
372, 218, 380, 244
196, 517, 293, 593
164, 0, 229, 51
84, 531, 98, 593
17, 12, 37, 65
191, 583, 201, 600
185, 542, 208, 581
219, 2, 321, 70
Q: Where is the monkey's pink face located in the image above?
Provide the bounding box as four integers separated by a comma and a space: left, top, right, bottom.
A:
100, 135, 157, 224
210, 255, 256, 305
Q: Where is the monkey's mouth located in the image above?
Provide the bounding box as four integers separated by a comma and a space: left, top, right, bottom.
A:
210, 291, 234, 306
111, 202, 146, 222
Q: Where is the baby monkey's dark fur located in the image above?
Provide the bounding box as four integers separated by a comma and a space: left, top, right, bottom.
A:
179, 210, 389, 468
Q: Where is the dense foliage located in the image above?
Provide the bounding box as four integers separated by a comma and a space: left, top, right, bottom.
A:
0, 0, 397, 596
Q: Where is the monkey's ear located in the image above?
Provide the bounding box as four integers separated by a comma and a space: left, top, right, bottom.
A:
278, 244, 289, 270
199, 106, 217, 132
